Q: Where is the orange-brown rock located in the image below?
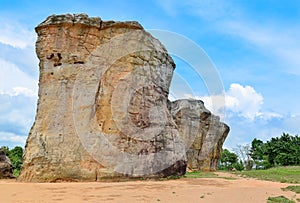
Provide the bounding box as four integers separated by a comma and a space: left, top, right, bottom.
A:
19, 14, 230, 182
170, 99, 229, 171
19, 14, 187, 182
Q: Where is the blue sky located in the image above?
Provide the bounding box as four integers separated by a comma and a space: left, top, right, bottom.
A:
1, 0, 300, 150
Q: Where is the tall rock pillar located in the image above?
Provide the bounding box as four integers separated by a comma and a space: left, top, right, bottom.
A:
170, 99, 229, 171
19, 14, 186, 182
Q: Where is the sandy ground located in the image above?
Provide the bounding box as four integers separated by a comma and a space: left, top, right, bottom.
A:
0, 172, 299, 203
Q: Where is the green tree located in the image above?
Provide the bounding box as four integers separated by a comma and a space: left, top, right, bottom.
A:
250, 133, 300, 168
232, 160, 245, 171
8, 146, 23, 174
250, 138, 264, 161
266, 133, 300, 166
219, 149, 239, 171
250, 138, 271, 169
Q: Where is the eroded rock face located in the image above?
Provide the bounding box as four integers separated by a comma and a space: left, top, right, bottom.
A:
170, 99, 229, 171
0, 150, 14, 179
19, 14, 230, 182
19, 14, 186, 182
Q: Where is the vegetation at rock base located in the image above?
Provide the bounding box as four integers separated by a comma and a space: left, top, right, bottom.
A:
184, 171, 218, 179
0, 146, 23, 177
184, 171, 237, 180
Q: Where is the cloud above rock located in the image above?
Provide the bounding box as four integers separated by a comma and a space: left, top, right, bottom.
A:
185, 83, 281, 121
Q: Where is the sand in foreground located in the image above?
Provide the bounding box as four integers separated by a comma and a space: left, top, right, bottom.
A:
0, 173, 299, 203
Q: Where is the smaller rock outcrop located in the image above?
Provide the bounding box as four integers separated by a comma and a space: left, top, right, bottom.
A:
170, 99, 229, 171
0, 150, 14, 179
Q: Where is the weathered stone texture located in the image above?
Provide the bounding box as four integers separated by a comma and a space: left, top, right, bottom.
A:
19, 14, 229, 182
19, 14, 186, 182
170, 99, 229, 171
0, 150, 14, 179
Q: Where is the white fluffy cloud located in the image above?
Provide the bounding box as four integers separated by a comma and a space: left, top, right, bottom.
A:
0, 91, 36, 130
0, 91, 36, 148
0, 18, 38, 148
0, 87, 36, 98
186, 83, 281, 121
226, 83, 263, 120
0, 58, 38, 95
0, 131, 27, 146
0, 58, 37, 147
0, 18, 35, 49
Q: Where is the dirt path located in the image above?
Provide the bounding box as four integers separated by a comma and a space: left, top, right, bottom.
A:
0, 173, 299, 203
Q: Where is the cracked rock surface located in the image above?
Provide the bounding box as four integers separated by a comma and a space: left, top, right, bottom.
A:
19, 14, 229, 182
19, 14, 187, 182
170, 99, 229, 171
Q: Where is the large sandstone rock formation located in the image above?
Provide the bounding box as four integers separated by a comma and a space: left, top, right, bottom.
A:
19, 14, 229, 182
170, 99, 229, 171
19, 14, 186, 182
0, 150, 14, 179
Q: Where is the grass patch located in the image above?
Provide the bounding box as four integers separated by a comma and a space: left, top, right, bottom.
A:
237, 166, 300, 183
185, 170, 237, 180
282, 186, 300, 194
13, 169, 20, 177
184, 171, 218, 179
267, 196, 295, 203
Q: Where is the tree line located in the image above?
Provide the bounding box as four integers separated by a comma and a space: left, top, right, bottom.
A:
219, 133, 300, 171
